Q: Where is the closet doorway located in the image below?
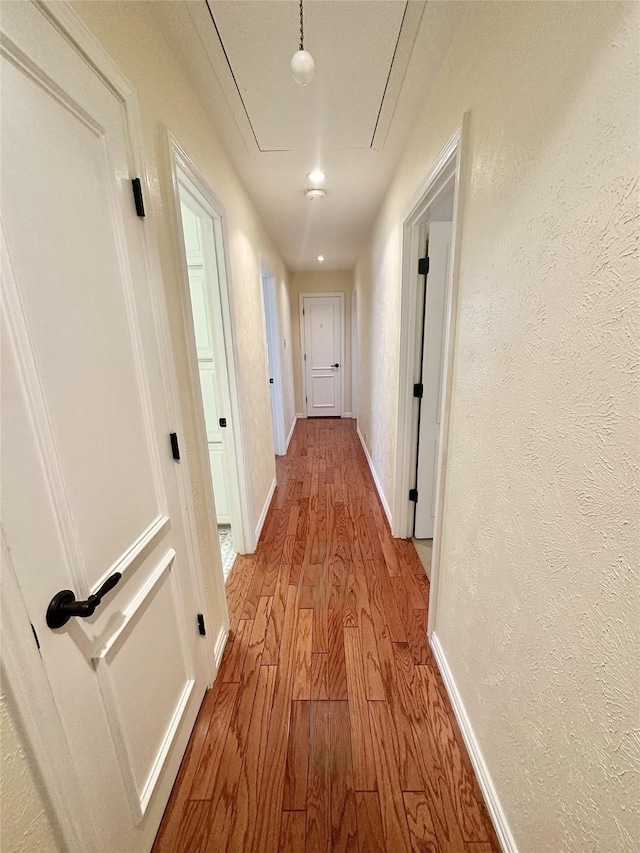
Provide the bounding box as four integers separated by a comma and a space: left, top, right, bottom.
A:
170, 139, 252, 580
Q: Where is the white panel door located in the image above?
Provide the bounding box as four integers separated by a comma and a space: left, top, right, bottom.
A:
200, 365, 231, 522
303, 295, 342, 417
415, 221, 452, 538
182, 203, 230, 523
0, 5, 209, 851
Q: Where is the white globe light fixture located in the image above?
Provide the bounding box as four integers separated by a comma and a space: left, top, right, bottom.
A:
292, 0, 314, 86
291, 50, 315, 86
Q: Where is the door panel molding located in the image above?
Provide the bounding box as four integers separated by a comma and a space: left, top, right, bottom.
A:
94, 550, 195, 820
299, 292, 345, 418
89, 514, 170, 596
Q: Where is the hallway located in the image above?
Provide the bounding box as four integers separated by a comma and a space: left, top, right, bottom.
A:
152, 419, 499, 852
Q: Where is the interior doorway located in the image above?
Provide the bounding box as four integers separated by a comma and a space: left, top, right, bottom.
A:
393, 117, 468, 634
413, 187, 455, 544
261, 263, 286, 455
170, 138, 253, 578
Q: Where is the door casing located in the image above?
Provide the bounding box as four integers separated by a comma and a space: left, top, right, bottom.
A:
166, 132, 254, 554
393, 114, 469, 638
299, 291, 345, 418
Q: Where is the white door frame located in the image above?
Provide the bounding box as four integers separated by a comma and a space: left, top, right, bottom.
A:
299, 292, 345, 418
0, 4, 217, 850
166, 133, 253, 554
260, 260, 286, 455
351, 290, 358, 420
392, 115, 469, 637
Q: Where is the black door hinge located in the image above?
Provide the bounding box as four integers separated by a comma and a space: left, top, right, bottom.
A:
413, 383, 423, 398
131, 178, 145, 218
418, 256, 429, 276
409, 488, 418, 502
31, 623, 41, 650
197, 613, 206, 636
219, 418, 227, 428
170, 432, 180, 461
303, 308, 305, 315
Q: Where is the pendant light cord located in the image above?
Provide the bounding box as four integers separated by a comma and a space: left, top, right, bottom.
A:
299, 0, 304, 50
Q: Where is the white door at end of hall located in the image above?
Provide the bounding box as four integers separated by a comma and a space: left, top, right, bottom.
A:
1, 4, 209, 851
414, 221, 452, 539
303, 295, 342, 417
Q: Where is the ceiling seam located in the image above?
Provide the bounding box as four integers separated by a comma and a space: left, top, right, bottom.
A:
205, 0, 262, 151
369, 0, 409, 149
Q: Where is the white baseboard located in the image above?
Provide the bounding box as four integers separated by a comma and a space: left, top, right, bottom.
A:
212, 625, 229, 676
343, 411, 353, 418
356, 427, 392, 527
295, 412, 306, 419
285, 415, 297, 452
430, 633, 517, 853
254, 477, 276, 546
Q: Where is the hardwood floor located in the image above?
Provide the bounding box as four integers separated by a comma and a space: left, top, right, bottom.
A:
152, 419, 500, 853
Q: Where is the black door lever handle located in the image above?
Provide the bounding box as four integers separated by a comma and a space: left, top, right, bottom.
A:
332, 363, 340, 368
46, 572, 122, 629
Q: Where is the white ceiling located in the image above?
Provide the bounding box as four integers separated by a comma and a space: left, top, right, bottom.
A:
152, 1, 467, 271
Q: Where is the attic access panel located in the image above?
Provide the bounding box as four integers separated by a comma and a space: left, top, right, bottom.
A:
207, 0, 412, 151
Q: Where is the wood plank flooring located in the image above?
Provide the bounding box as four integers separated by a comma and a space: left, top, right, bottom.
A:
152, 419, 500, 853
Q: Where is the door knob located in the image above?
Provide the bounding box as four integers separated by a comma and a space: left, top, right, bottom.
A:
46, 572, 122, 629
332, 363, 340, 368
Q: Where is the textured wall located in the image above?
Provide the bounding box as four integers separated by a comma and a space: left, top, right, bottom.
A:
290, 270, 355, 415
0, 691, 60, 852
355, 2, 639, 851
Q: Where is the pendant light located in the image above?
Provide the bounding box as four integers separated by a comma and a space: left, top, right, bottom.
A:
291, 0, 314, 86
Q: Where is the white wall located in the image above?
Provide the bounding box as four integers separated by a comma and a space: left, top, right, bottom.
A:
355, 2, 639, 851
290, 270, 355, 415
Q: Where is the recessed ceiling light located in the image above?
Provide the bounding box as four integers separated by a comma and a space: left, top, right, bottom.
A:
305, 188, 326, 200
316, 255, 325, 262
307, 170, 326, 184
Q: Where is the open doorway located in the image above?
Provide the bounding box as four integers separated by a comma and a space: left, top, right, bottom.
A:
260, 262, 286, 455
169, 137, 253, 582
412, 185, 455, 575
393, 117, 467, 635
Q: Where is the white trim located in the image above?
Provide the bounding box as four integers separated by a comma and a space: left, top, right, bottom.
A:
255, 477, 277, 544
296, 412, 306, 419
90, 514, 169, 596
213, 625, 229, 670
298, 292, 346, 418
285, 414, 298, 451
93, 550, 176, 660
259, 259, 286, 455
343, 412, 353, 418
357, 427, 392, 527
139, 679, 194, 816
430, 633, 517, 853
392, 114, 470, 642
351, 290, 358, 419
166, 132, 253, 557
